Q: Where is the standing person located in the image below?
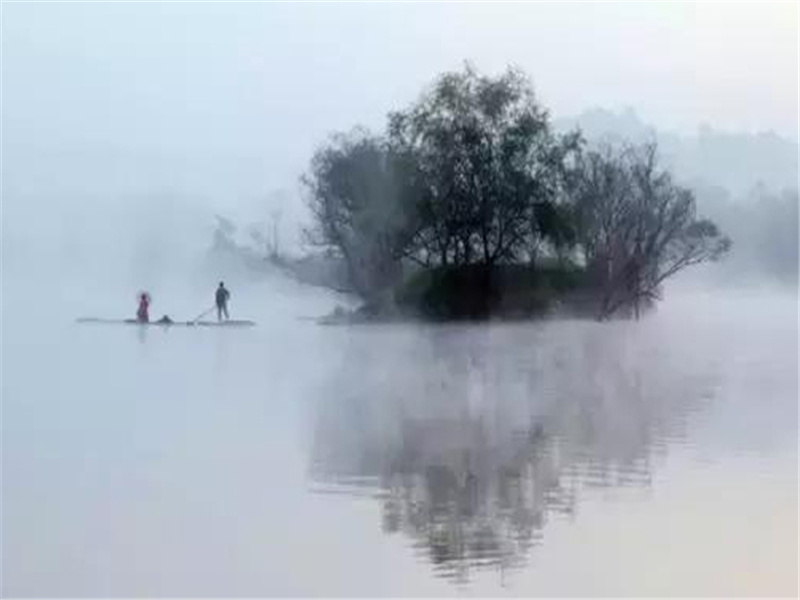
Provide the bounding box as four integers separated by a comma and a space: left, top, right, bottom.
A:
215, 282, 230, 321
136, 292, 151, 323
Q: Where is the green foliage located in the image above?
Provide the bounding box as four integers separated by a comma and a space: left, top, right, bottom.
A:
388, 64, 581, 266
303, 65, 730, 320
302, 129, 421, 299
394, 263, 586, 320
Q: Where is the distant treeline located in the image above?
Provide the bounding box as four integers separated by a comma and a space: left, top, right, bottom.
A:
693, 184, 798, 285
300, 65, 730, 320
556, 108, 799, 197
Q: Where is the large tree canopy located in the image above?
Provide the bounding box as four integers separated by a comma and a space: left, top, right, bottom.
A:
388, 65, 581, 267
302, 129, 422, 299
302, 65, 730, 319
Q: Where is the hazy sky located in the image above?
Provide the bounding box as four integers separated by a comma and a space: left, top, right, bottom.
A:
2, 1, 798, 196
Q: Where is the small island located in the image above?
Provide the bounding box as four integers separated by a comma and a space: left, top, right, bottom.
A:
296, 65, 730, 323
210, 65, 733, 324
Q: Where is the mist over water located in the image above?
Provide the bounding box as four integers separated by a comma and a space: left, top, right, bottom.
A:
2, 238, 797, 595
2, 1, 798, 596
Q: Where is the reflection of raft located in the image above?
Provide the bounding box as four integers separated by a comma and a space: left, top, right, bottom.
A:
76, 317, 256, 327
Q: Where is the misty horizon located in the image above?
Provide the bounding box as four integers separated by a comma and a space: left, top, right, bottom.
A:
1, 2, 797, 597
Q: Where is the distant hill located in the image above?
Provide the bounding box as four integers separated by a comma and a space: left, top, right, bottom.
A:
555, 108, 799, 195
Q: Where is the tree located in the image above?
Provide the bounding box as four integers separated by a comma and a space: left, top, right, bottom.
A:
301, 66, 731, 319
250, 209, 284, 259
268, 208, 283, 258
302, 129, 422, 300
388, 64, 581, 267
570, 143, 731, 318
212, 214, 238, 252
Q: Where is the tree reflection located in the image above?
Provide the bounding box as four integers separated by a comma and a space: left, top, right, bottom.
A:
308, 324, 720, 584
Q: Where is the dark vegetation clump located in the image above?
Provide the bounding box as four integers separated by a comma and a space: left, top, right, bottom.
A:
300, 64, 731, 321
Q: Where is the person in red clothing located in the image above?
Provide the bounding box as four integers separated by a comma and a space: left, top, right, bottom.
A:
136, 292, 151, 323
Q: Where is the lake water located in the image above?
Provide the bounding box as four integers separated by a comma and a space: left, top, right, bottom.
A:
2, 275, 797, 596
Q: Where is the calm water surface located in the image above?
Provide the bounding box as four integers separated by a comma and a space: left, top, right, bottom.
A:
2, 279, 797, 596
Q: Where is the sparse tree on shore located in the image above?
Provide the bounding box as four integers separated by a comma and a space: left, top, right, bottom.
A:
570, 143, 731, 318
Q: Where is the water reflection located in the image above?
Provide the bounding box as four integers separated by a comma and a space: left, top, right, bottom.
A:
308, 322, 722, 585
